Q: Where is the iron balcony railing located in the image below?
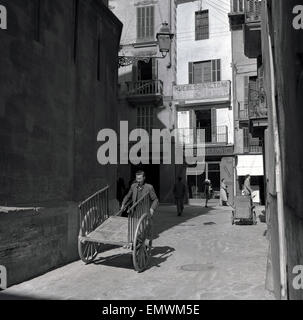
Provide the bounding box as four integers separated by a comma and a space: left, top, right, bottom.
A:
245, 0, 262, 23
239, 108, 249, 120
244, 139, 263, 154
231, 0, 245, 13
126, 80, 163, 96
249, 106, 268, 119
176, 126, 229, 145
248, 77, 268, 119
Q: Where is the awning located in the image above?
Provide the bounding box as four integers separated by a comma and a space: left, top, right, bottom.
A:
237, 155, 264, 176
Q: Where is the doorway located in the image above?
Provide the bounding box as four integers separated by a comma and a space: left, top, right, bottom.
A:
187, 162, 221, 201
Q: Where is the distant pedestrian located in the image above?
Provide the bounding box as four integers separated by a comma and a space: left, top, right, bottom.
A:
242, 175, 253, 197
173, 177, 186, 216
242, 174, 256, 208
204, 179, 212, 208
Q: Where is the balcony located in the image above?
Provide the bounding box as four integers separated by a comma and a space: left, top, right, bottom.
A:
249, 105, 268, 119
229, 0, 245, 28
243, 0, 262, 58
173, 81, 231, 108
248, 75, 268, 122
176, 126, 229, 146
125, 80, 163, 106
245, 0, 261, 23
239, 108, 249, 121
244, 139, 263, 154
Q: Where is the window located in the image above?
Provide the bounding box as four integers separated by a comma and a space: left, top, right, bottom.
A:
212, 59, 221, 82
232, 0, 244, 13
137, 106, 154, 135
243, 127, 250, 150
195, 10, 209, 40
137, 6, 154, 41
189, 59, 221, 84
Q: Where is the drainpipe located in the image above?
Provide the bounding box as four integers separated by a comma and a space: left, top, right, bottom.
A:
167, 0, 173, 69
267, 24, 288, 300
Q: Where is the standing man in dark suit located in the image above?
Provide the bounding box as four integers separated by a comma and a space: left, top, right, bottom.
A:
121, 171, 159, 216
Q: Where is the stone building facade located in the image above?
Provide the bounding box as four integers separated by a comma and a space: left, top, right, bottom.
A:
229, 0, 266, 204
0, 0, 122, 286
110, 0, 178, 203
174, 0, 234, 205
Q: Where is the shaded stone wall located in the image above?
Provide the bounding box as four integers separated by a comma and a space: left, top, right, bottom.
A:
0, 0, 122, 287
263, 0, 303, 300
0, 203, 79, 288
0, 0, 122, 205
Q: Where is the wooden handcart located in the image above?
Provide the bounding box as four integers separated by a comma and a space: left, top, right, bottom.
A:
231, 195, 257, 225
78, 186, 153, 272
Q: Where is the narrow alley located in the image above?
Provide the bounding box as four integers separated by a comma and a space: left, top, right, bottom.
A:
1, 202, 274, 300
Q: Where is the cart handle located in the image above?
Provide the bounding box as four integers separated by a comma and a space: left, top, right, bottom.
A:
127, 194, 149, 215
114, 200, 132, 216
78, 185, 109, 207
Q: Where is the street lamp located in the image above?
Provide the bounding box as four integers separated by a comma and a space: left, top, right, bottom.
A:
156, 22, 175, 58
118, 22, 174, 67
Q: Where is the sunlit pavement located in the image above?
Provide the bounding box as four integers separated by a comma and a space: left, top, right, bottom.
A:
1, 201, 275, 300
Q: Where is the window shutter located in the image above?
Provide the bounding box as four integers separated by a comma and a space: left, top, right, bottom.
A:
203, 61, 211, 82
211, 59, 221, 82
217, 59, 221, 81
189, 62, 194, 84
212, 60, 216, 81
137, 8, 141, 39
150, 6, 154, 39
211, 108, 217, 143
243, 127, 249, 148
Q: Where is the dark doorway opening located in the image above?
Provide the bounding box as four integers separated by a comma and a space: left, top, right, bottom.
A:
138, 60, 153, 81
196, 109, 212, 143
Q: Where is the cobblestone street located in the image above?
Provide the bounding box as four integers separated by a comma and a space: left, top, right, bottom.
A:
1, 202, 275, 300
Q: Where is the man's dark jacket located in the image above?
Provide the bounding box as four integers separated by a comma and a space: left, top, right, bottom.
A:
122, 183, 159, 211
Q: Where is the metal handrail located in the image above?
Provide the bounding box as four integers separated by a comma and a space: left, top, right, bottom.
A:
245, 0, 261, 23
126, 80, 163, 95
78, 186, 109, 237
79, 185, 109, 206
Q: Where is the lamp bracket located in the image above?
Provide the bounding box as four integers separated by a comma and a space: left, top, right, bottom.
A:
118, 53, 167, 68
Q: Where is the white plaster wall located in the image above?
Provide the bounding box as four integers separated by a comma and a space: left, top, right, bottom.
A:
176, 0, 234, 143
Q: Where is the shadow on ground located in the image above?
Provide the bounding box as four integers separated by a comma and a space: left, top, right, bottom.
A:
92, 246, 175, 271
152, 204, 217, 240
0, 291, 40, 300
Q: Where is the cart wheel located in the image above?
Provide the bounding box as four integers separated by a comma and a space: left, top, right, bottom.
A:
78, 240, 98, 264
133, 213, 153, 273
78, 207, 99, 264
